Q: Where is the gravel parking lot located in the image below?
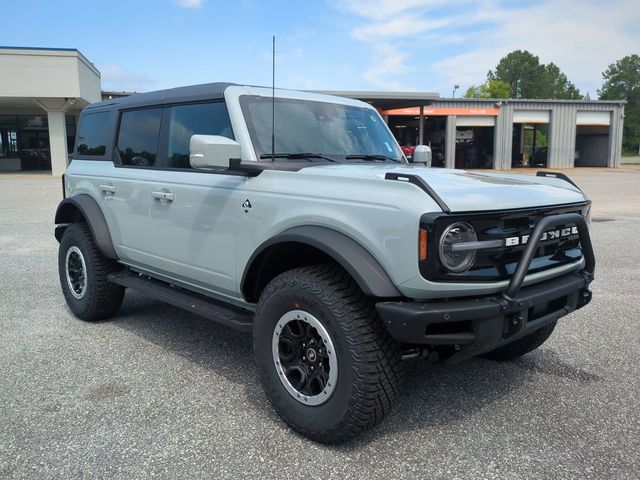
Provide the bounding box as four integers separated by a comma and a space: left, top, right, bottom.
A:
1, 168, 639, 479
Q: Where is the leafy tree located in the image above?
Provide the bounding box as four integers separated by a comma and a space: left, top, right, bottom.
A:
488, 50, 542, 98
599, 54, 640, 154
538, 63, 582, 99
487, 50, 582, 99
465, 79, 510, 99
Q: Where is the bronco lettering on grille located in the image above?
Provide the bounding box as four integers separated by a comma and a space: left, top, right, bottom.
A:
504, 226, 579, 247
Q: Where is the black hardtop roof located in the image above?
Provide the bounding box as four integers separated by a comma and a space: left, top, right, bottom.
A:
86, 82, 238, 111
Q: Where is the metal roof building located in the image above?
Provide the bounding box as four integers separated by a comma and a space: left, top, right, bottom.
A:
324, 92, 626, 170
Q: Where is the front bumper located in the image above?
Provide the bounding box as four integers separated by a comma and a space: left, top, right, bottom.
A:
377, 271, 592, 362
376, 212, 596, 363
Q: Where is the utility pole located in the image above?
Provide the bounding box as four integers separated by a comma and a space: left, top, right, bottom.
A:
452, 84, 459, 98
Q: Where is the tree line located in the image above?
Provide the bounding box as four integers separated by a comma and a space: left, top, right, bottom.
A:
465, 50, 640, 155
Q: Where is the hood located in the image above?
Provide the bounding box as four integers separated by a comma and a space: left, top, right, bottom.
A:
298, 164, 588, 213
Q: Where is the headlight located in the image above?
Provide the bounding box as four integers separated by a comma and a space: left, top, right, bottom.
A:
439, 222, 477, 272
584, 204, 592, 224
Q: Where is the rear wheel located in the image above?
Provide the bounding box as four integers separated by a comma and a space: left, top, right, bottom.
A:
253, 265, 403, 443
483, 322, 557, 361
58, 223, 125, 321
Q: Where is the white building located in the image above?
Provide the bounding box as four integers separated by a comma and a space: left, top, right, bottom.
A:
0, 47, 101, 176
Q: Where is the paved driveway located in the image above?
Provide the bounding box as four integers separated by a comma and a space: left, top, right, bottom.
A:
1, 169, 639, 479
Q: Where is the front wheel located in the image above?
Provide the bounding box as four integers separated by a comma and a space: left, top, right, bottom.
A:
58, 223, 125, 321
253, 265, 403, 443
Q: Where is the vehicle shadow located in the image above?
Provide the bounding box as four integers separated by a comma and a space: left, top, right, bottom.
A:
113, 291, 600, 447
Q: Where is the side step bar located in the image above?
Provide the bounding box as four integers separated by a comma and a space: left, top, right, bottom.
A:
108, 270, 254, 332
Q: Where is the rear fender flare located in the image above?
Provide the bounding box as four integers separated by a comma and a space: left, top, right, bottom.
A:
54, 194, 117, 259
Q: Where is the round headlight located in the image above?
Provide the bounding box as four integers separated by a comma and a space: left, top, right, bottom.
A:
439, 222, 478, 273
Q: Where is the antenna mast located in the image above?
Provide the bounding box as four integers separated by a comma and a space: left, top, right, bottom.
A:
271, 35, 276, 161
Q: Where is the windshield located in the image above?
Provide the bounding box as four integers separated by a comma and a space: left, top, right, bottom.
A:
239, 96, 404, 162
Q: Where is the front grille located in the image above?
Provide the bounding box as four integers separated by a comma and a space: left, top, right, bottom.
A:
420, 202, 589, 282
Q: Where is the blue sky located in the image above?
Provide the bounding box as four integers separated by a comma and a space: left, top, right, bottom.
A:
2, 0, 639, 97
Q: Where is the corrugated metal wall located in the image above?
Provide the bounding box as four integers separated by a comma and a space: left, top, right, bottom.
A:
608, 107, 625, 167
495, 103, 513, 169
549, 104, 577, 168
429, 100, 496, 109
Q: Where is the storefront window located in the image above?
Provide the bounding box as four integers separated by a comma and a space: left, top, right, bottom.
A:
18, 115, 49, 131
0, 114, 77, 171
0, 115, 19, 159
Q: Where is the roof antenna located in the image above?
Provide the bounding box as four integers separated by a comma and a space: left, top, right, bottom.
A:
271, 35, 276, 162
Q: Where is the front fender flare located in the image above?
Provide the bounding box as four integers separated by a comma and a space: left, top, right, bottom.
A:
54, 194, 117, 259
241, 226, 401, 300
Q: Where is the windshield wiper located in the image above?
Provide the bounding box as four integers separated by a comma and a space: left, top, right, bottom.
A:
344, 154, 401, 163
259, 152, 337, 162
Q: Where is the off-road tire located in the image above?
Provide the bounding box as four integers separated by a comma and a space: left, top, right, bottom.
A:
483, 321, 557, 361
58, 223, 125, 321
253, 264, 403, 443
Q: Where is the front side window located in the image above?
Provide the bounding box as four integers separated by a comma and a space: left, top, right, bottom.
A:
167, 102, 234, 169
117, 108, 162, 167
239, 96, 403, 162
76, 112, 109, 156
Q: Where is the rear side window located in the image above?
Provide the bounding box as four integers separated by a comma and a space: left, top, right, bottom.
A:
167, 102, 234, 169
76, 112, 109, 156
117, 108, 163, 167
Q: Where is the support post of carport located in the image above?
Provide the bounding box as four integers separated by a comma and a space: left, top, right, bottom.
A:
445, 115, 456, 169
418, 106, 424, 145
33, 98, 76, 177
47, 111, 69, 177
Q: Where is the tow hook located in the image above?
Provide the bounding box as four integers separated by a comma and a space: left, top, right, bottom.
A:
400, 347, 437, 361
579, 288, 593, 308
503, 314, 525, 339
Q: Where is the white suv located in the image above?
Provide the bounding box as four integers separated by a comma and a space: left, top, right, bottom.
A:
55, 83, 595, 442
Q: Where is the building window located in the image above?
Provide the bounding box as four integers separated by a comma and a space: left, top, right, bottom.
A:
18, 115, 48, 131
0, 115, 19, 159
76, 112, 110, 156
167, 102, 234, 169
117, 108, 162, 167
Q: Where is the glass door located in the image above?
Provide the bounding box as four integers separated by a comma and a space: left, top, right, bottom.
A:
19, 130, 51, 170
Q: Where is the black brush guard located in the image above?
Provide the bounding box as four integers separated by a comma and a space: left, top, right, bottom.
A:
376, 213, 595, 363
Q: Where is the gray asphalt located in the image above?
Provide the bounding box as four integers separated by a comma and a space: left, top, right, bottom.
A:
1, 169, 639, 479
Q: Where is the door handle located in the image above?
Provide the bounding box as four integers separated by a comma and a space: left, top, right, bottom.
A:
151, 191, 175, 202
99, 184, 116, 194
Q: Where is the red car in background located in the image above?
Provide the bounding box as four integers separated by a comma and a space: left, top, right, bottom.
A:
401, 145, 415, 160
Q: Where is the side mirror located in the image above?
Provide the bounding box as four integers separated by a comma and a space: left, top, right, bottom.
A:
412, 145, 432, 166
190, 135, 241, 170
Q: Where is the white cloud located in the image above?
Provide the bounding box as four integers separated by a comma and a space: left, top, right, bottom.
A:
99, 65, 157, 92
363, 43, 416, 90
337, 0, 459, 21
334, 0, 640, 95
174, 0, 203, 8
352, 16, 456, 41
